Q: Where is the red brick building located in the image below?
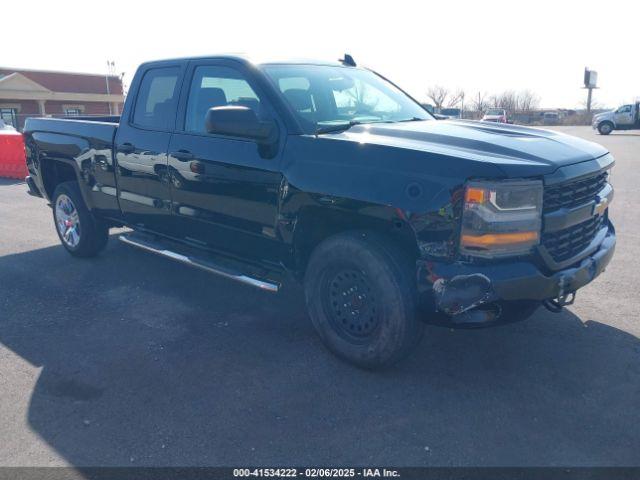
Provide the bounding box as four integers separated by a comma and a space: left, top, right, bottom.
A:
0, 67, 125, 130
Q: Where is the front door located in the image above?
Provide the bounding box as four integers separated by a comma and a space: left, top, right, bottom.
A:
114, 65, 184, 234
614, 105, 634, 126
167, 61, 285, 265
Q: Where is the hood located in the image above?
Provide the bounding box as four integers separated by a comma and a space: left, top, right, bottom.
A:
594, 111, 614, 119
336, 119, 609, 177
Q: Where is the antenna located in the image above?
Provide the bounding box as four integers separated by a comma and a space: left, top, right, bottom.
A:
339, 53, 356, 67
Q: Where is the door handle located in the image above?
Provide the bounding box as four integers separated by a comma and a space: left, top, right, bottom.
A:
171, 150, 195, 161
117, 143, 135, 154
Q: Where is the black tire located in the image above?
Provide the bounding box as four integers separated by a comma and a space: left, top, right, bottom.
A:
598, 122, 613, 135
52, 181, 109, 257
304, 231, 423, 369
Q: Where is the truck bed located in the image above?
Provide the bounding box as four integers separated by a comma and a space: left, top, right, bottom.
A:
24, 116, 121, 218
25, 117, 119, 142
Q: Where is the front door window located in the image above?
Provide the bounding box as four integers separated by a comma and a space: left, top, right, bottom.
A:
184, 65, 262, 134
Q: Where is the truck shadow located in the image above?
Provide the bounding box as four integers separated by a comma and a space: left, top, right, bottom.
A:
0, 178, 25, 186
1, 235, 639, 467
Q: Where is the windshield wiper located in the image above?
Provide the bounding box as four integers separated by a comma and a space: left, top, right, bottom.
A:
395, 117, 427, 122
315, 120, 362, 136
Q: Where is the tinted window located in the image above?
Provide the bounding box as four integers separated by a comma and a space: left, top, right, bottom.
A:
133, 67, 180, 130
185, 65, 261, 133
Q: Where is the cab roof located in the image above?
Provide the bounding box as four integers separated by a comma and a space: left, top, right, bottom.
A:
140, 54, 347, 68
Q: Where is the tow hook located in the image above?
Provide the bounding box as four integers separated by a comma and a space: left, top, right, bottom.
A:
543, 291, 576, 313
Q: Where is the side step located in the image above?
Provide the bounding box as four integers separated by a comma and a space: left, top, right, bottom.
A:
119, 233, 280, 293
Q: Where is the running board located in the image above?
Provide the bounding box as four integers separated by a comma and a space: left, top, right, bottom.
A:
118, 234, 280, 293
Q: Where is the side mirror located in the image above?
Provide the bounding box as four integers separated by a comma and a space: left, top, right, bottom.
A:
205, 106, 275, 142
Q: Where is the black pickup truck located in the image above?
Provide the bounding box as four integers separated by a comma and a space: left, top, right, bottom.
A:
23, 55, 616, 368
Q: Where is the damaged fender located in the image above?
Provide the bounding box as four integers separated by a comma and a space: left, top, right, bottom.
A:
432, 273, 496, 315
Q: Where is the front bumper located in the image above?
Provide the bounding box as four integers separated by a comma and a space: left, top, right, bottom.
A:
417, 223, 615, 316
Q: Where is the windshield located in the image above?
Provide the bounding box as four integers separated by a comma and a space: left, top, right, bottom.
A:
486, 109, 504, 116
262, 64, 432, 132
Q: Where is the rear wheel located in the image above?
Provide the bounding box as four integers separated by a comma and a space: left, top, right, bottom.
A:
598, 122, 613, 135
52, 181, 109, 257
304, 231, 423, 369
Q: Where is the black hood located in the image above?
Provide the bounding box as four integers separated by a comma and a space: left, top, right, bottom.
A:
334, 119, 609, 177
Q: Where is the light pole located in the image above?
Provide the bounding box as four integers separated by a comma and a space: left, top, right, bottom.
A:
105, 60, 115, 115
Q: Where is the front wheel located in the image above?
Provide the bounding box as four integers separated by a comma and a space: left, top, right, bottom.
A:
52, 181, 109, 257
598, 122, 613, 135
304, 231, 423, 369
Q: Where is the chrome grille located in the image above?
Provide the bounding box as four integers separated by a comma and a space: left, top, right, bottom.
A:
543, 171, 608, 213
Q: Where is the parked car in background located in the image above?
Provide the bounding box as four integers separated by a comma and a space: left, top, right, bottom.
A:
482, 108, 507, 123
593, 102, 640, 135
23, 54, 616, 368
543, 111, 560, 125
438, 108, 461, 119
421, 103, 435, 114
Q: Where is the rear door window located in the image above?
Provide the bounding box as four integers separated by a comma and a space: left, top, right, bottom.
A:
132, 67, 181, 130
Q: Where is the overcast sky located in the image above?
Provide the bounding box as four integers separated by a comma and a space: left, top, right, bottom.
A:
3, 0, 638, 109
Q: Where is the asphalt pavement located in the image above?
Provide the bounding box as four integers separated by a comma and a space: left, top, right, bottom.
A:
0, 126, 639, 467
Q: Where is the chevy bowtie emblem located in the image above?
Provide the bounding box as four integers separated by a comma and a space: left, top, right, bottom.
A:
593, 197, 609, 216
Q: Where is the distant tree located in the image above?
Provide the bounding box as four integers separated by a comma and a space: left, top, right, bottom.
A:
579, 98, 604, 111
498, 90, 519, 112
447, 89, 465, 108
471, 91, 489, 113
426, 86, 449, 112
517, 90, 540, 112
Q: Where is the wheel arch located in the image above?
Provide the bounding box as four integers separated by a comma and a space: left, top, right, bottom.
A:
41, 158, 84, 202
289, 200, 420, 279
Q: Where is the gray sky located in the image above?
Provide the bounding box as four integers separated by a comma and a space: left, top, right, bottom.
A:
4, 0, 638, 109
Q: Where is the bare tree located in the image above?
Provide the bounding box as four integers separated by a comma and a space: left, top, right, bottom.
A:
471, 91, 489, 114
516, 90, 540, 112
426, 86, 449, 112
485, 91, 517, 112
495, 90, 518, 112
579, 98, 603, 111
447, 89, 465, 108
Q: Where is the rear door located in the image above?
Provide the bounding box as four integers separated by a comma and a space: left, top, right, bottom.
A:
114, 64, 185, 234
167, 59, 285, 264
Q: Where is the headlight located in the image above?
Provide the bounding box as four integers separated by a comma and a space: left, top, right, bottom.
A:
460, 179, 543, 258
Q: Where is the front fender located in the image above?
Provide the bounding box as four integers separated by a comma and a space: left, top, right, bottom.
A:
279, 135, 497, 264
